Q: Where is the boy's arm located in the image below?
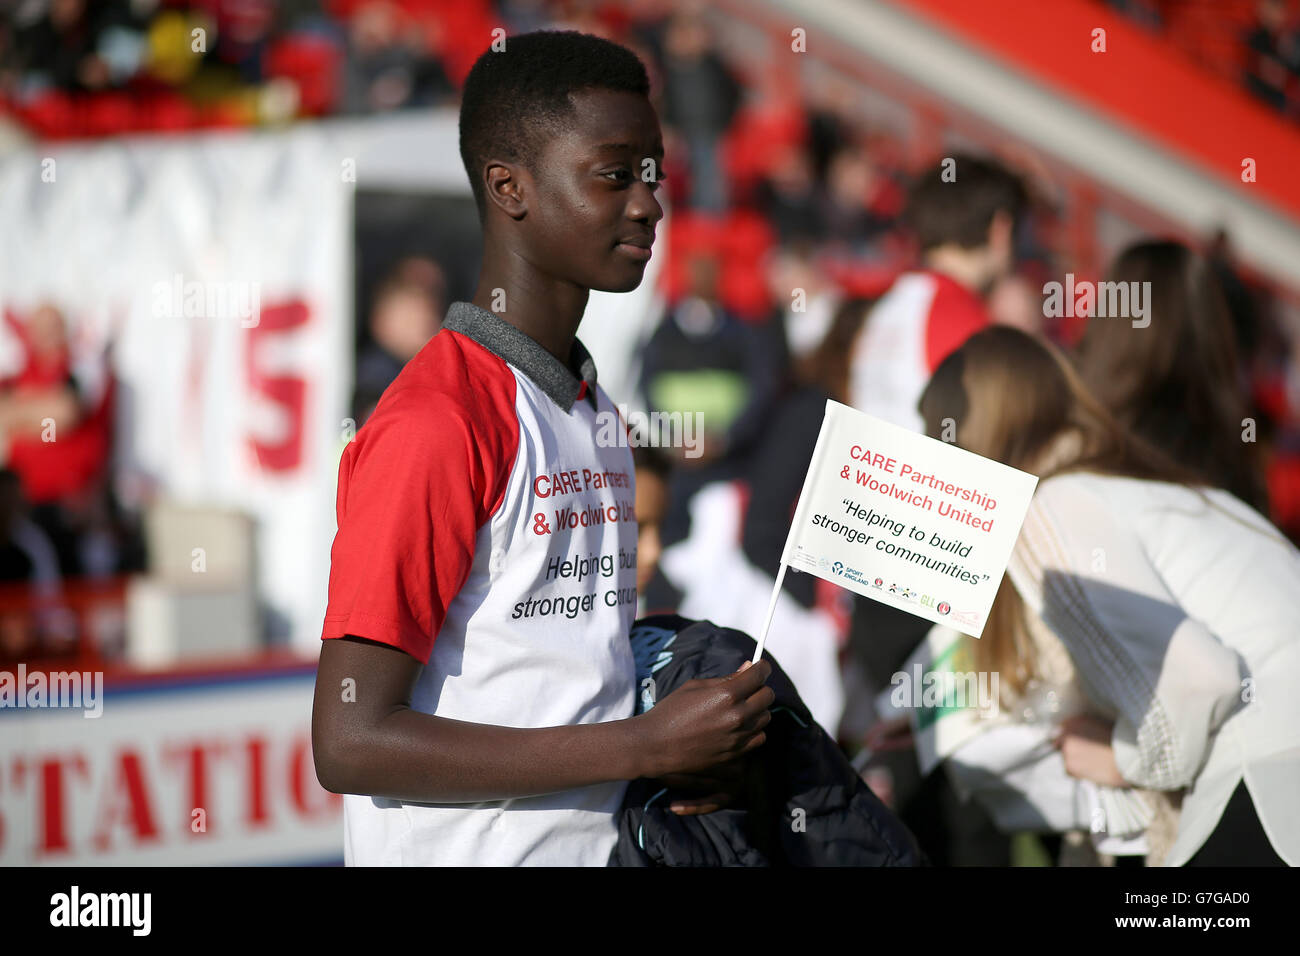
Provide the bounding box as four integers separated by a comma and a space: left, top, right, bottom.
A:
312, 634, 774, 803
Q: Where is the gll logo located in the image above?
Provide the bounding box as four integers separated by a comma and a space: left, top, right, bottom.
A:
937, 602, 951, 615
832, 561, 844, 575
818, 557, 831, 573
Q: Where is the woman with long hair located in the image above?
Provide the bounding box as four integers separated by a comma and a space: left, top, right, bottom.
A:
1075, 239, 1268, 512
919, 325, 1299, 866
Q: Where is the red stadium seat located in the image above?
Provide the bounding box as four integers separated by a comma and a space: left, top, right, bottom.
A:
19, 91, 81, 140
144, 92, 199, 133
265, 34, 343, 117
721, 97, 807, 203
85, 94, 138, 138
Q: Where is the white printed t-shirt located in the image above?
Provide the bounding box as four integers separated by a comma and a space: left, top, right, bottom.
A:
321, 301, 638, 865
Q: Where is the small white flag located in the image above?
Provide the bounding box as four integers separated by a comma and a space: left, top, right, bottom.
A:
753, 400, 1039, 661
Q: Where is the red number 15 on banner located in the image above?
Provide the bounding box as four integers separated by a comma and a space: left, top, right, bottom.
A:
244, 299, 309, 474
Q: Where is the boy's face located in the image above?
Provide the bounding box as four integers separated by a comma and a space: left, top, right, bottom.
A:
524, 89, 665, 294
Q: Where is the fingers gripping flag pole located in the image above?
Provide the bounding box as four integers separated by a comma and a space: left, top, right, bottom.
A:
752, 399, 1039, 663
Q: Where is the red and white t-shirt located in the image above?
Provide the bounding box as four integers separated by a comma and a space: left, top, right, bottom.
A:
848, 270, 987, 433
321, 301, 638, 866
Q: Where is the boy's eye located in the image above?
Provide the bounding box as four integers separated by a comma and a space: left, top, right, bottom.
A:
603, 168, 666, 191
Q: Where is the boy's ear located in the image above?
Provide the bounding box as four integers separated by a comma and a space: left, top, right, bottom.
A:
483, 160, 529, 221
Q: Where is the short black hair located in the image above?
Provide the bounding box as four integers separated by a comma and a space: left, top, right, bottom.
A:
905, 154, 1028, 252
458, 30, 652, 217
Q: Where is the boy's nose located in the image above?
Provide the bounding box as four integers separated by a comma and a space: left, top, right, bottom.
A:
628, 187, 664, 226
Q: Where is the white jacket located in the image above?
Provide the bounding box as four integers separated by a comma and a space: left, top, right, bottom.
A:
1004, 470, 1300, 866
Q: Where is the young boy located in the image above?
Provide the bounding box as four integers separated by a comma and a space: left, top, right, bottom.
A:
312, 30, 773, 866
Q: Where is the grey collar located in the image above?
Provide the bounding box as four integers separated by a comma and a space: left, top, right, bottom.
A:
443, 301, 598, 413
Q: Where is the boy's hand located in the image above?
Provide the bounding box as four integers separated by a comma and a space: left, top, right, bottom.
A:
636, 660, 774, 780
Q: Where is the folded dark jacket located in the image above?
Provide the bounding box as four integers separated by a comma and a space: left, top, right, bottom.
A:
609, 614, 927, 866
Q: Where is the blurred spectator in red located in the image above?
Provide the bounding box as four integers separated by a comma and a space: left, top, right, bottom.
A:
353, 257, 447, 424
849, 153, 1028, 433
659, 9, 741, 212
0, 304, 114, 577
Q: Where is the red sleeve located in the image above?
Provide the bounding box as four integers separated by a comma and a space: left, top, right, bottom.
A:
923, 278, 989, 373
320, 375, 517, 664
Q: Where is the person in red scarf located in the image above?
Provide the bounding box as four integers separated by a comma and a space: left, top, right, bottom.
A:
0, 303, 113, 576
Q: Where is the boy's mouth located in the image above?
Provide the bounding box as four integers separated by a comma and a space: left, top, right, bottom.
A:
615, 234, 654, 261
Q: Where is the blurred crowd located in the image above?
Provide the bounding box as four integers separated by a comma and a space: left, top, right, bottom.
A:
4, 1, 1300, 132
620, 141, 1300, 866
0, 0, 482, 135
1104, 0, 1300, 120
3, 0, 1299, 866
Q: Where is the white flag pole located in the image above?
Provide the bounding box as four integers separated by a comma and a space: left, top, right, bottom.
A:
752, 563, 788, 664
751, 401, 838, 663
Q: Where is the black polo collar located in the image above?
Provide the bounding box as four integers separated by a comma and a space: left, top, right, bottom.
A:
443, 301, 599, 413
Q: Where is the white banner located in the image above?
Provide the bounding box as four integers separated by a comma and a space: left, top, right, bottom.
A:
775, 400, 1038, 639
0, 662, 341, 865
0, 126, 352, 649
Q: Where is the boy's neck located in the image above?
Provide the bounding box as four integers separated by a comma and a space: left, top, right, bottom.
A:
922, 246, 990, 295
471, 251, 589, 368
